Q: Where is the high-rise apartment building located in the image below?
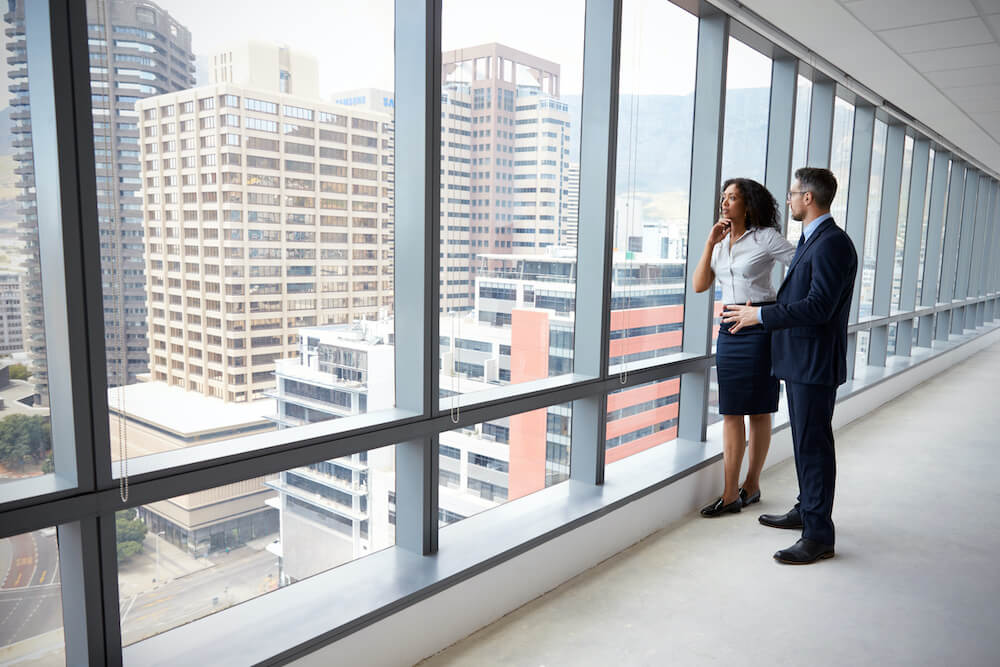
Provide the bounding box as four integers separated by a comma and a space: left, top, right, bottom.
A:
5, 1, 42, 402
87, 0, 196, 387
440, 44, 574, 312
137, 49, 395, 403
0, 274, 23, 354
5, 0, 196, 401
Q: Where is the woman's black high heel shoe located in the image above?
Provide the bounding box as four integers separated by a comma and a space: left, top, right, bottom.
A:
700, 496, 742, 517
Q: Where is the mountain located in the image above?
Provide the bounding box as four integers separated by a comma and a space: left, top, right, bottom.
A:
562, 87, 771, 196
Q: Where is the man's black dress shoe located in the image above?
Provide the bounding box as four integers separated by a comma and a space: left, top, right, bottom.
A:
700, 496, 741, 517
774, 538, 834, 564
739, 487, 760, 507
758, 507, 803, 529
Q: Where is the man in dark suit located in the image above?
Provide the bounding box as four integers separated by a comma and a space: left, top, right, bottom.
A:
722, 167, 857, 565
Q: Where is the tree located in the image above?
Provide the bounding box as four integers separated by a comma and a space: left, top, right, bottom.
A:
0, 414, 51, 471
7, 364, 30, 381
115, 508, 148, 563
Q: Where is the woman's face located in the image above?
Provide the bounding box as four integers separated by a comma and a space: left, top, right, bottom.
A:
720, 183, 747, 224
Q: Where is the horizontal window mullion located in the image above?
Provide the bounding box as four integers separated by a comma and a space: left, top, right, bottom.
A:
847, 296, 995, 333
0, 352, 715, 531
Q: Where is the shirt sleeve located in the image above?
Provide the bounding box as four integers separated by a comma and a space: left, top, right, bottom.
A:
767, 227, 797, 265
709, 242, 720, 274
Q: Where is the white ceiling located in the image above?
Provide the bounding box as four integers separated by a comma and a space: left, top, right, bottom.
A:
840, 0, 1000, 143
738, 0, 1000, 175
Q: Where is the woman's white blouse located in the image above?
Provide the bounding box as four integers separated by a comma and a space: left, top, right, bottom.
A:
710, 226, 797, 304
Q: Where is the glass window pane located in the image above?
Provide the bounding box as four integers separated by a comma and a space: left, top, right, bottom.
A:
0, 5, 55, 490
438, 402, 571, 525
440, 0, 584, 399
721, 37, 771, 183
0, 528, 65, 663
610, 0, 696, 370
855, 330, 870, 377
606, 376, 679, 463
829, 98, 854, 227
118, 444, 394, 645
85, 1, 396, 471
859, 119, 888, 319
932, 161, 954, 300
786, 76, 812, 242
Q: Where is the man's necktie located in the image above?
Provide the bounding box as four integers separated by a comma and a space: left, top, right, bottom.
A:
790, 233, 806, 268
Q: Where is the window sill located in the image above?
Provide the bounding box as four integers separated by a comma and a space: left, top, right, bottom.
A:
123, 321, 1000, 666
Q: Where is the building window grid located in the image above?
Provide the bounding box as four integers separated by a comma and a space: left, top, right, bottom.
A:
3, 2, 996, 664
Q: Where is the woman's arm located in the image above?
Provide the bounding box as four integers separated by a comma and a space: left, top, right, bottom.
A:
692, 219, 729, 293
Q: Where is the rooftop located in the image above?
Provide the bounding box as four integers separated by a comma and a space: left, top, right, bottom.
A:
107, 381, 274, 437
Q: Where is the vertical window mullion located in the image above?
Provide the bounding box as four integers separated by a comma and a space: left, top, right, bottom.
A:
936, 161, 967, 340
805, 77, 835, 168
950, 167, 979, 335
392, 0, 441, 555
916, 150, 950, 348
966, 175, 991, 329
678, 9, 728, 442
894, 137, 930, 357
569, 0, 621, 485
764, 56, 797, 290
842, 104, 874, 379
868, 122, 905, 367
28, 0, 121, 662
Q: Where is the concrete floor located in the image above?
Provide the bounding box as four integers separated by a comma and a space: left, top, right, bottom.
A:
420, 340, 1000, 667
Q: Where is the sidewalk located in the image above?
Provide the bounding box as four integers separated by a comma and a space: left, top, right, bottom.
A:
117, 533, 213, 598
0, 629, 63, 667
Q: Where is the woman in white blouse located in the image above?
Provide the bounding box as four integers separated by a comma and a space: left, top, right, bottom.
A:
692, 178, 796, 517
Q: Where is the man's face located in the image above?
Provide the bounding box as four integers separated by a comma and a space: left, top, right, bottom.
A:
787, 179, 807, 222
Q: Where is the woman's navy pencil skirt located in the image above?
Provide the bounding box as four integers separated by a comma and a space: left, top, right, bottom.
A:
716, 317, 779, 416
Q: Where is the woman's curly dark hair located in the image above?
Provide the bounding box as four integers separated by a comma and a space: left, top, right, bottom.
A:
721, 178, 780, 230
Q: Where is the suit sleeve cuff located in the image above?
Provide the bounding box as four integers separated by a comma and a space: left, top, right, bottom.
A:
756, 307, 764, 325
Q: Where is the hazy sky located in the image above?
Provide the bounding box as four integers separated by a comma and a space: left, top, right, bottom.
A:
142, 0, 770, 98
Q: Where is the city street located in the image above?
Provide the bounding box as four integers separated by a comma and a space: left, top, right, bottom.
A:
1, 529, 279, 653
0, 530, 62, 656
121, 545, 278, 646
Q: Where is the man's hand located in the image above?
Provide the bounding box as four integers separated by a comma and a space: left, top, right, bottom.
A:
722, 300, 760, 333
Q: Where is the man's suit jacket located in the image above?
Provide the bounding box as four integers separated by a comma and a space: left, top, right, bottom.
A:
760, 217, 858, 387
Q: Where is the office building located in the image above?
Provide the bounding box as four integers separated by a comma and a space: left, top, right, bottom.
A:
107, 381, 277, 555
0, 274, 23, 355
562, 162, 579, 247
440, 43, 574, 311
136, 46, 395, 403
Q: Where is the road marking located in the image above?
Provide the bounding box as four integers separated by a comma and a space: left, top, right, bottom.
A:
26, 533, 38, 593
13, 573, 21, 587
120, 593, 139, 625
139, 594, 174, 609
38, 570, 46, 584
0, 596, 24, 631
0, 582, 59, 592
